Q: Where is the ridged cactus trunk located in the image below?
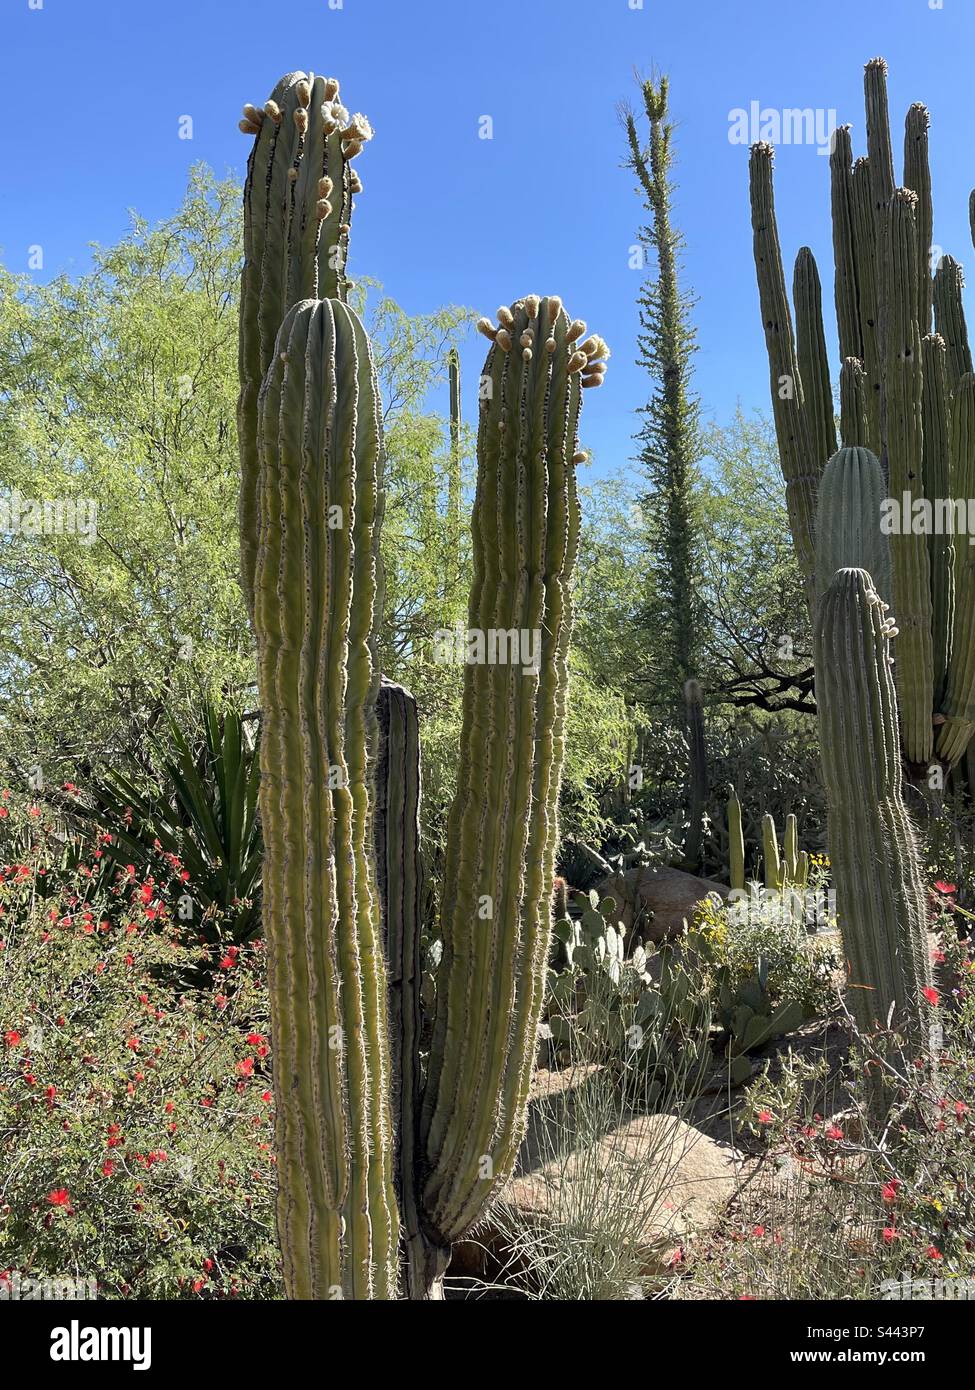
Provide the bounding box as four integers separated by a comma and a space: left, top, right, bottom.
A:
814, 569, 933, 1106
253, 298, 398, 1298
238, 70, 607, 1300
419, 296, 600, 1265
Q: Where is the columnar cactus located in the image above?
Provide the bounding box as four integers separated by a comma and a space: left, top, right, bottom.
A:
238, 72, 371, 621
726, 785, 745, 894
420, 296, 602, 1254
238, 74, 607, 1298
749, 58, 975, 771
816, 445, 891, 604
813, 569, 932, 1080
253, 297, 397, 1299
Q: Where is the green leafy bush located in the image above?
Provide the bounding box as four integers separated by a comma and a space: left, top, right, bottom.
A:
0, 796, 279, 1299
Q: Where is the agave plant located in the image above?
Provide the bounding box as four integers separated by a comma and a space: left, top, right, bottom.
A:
69, 700, 263, 943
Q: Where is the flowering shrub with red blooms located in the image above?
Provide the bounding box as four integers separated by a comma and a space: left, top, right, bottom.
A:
0, 801, 281, 1299
680, 923, 975, 1300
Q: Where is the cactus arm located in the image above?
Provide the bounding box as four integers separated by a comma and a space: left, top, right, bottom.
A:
748, 144, 817, 583
937, 374, 975, 763
420, 298, 599, 1244
903, 103, 934, 336
830, 125, 864, 362
783, 813, 799, 884
839, 357, 869, 448
762, 813, 782, 891
881, 189, 934, 765
813, 568, 932, 1087
727, 785, 745, 893
816, 445, 891, 604
794, 248, 838, 476
933, 255, 973, 392
865, 58, 896, 229
922, 334, 955, 707
851, 158, 885, 457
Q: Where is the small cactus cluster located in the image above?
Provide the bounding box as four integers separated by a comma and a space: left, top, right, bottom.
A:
716, 961, 809, 1084
547, 891, 712, 1100
237, 72, 605, 1298
724, 787, 808, 897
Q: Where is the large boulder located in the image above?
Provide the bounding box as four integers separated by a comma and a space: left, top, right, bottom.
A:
450, 1114, 740, 1286
594, 865, 730, 942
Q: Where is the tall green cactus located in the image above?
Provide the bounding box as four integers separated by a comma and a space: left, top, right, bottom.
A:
750, 57, 975, 772
239, 72, 370, 621
239, 73, 607, 1298
814, 569, 932, 1090
726, 785, 745, 894
815, 445, 891, 603
253, 297, 397, 1299
420, 295, 598, 1252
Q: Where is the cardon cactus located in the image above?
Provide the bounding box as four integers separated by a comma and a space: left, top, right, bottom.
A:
813, 569, 932, 1084
816, 445, 891, 605
238, 72, 607, 1299
253, 297, 397, 1299
749, 58, 975, 771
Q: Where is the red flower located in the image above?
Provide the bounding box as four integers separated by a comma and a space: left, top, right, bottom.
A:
923, 986, 940, 1006
101, 1160, 115, 1177
752, 1224, 766, 1238
46, 1188, 71, 1208
237, 1057, 255, 1077
825, 1125, 844, 1141
757, 1110, 773, 1125
927, 1246, 943, 1261
934, 880, 957, 895
881, 1179, 901, 1204
882, 1227, 898, 1244
3, 1030, 21, 1048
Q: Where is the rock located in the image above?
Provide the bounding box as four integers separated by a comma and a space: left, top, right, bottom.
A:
594, 865, 730, 942
449, 1115, 740, 1286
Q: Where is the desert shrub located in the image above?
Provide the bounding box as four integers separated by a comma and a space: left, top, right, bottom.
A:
0, 804, 279, 1299
691, 881, 837, 1049
682, 921, 975, 1300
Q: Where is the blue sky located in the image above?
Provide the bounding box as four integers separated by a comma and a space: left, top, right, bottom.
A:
2, 0, 973, 477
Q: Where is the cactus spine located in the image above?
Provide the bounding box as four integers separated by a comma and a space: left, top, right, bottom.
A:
813, 569, 932, 1079
239, 75, 605, 1298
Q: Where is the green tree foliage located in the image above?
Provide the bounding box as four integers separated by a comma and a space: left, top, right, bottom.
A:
0, 168, 247, 777
0, 166, 637, 848
698, 410, 813, 718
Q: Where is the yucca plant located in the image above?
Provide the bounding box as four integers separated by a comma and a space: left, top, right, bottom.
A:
68, 700, 263, 943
